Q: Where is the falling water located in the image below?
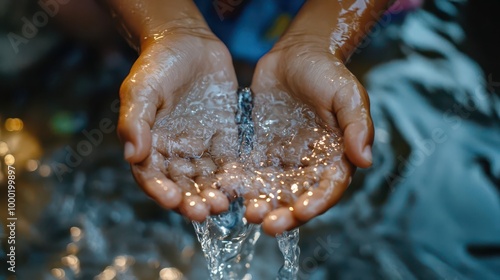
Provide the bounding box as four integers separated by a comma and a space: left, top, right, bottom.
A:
276, 228, 300, 279
193, 199, 261, 279
193, 88, 301, 279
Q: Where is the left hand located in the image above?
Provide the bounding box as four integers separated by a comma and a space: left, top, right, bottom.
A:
118, 27, 239, 222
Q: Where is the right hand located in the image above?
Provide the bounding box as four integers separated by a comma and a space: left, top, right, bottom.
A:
242, 36, 373, 235
118, 23, 239, 221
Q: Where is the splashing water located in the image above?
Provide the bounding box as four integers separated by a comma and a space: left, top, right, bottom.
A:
276, 228, 301, 279
193, 201, 301, 280
245, 87, 345, 211
193, 199, 261, 279
193, 88, 301, 279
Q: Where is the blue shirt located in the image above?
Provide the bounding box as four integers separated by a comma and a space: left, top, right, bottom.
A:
194, 0, 305, 63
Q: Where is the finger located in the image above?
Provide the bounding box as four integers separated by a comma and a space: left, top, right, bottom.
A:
131, 155, 182, 209
292, 159, 353, 222
118, 43, 191, 164
245, 198, 272, 224
176, 178, 210, 222
194, 175, 219, 190
262, 207, 301, 236
329, 71, 374, 168
200, 189, 229, 215
173, 176, 199, 194
118, 72, 159, 163
251, 53, 279, 92
179, 194, 210, 222
195, 175, 233, 215
275, 189, 299, 207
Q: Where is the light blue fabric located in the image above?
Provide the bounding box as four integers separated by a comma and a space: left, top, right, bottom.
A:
194, 0, 305, 63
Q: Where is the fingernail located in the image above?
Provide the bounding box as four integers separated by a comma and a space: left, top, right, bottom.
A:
362, 146, 372, 164
124, 142, 135, 161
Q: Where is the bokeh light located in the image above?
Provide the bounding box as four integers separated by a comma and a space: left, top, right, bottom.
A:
39, 164, 51, 177
4, 154, 15, 165
114, 255, 128, 271
61, 254, 80, 274
5, 118, 23, 132
70, 227, 82, 242
51, 268, 65, 279
26, 159, 39, 172
159, 267, 184, 280
96, 266, 116, 280
66, 243, 79, 255
0, 141, 8, 156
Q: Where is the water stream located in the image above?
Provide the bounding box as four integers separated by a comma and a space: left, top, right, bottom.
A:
193, 88, 301, 280
276, 229, 301, 279
193, 199, 261, 279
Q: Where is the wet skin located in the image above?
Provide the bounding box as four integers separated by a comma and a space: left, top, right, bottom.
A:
118, 32, 369, 235
229, 87, 355, 236
118, 30, 238, 222
244, 42, 371, 235
110, 0, 386, 235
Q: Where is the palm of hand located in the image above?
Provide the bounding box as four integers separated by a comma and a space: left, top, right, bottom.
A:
241, 83, 353, 235
123, 36, 371, 234
239, 45, 372, 234
147, 75, 240, 221
120, 33, 239, 221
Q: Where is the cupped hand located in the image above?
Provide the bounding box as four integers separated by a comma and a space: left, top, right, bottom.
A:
246, 39, 373, 235
118, 25, 238, 221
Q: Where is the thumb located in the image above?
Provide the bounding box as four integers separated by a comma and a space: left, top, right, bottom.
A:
329, 67, 374, 168
117, 72, 159, 163
308, 62, 374, 168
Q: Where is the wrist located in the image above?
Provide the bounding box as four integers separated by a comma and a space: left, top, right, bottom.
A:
139, 17, 213, 51
273, 20, 351, 63
103, 0, 210, 51
277, 0, 392, 63
271, 32, 345, 63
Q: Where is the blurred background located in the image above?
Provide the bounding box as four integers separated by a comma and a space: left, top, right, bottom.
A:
0, 0, 499, 279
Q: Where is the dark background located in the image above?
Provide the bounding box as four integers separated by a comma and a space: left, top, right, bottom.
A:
1, 0, 499, 279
